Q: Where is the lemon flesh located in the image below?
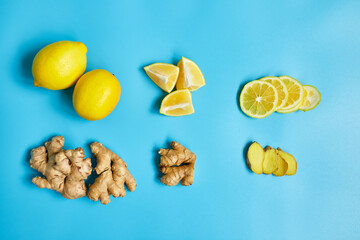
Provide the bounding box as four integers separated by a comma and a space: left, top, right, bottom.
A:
160, 89, 194, 116
299, 85, 321, 112
73, 69, 121, 121
277, 76, 304, 113
32, 41, 87, 90
260, 76, 288, 110
239, 80, 278, 118
176, 57, 205, 91
144, 63, 179, 93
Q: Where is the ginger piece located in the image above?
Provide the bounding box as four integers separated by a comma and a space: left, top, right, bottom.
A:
30, 136, 92, 199
263, 146, 278, 174
159, 141, 196, 186
273, 150, 288, 177
246, 142, 264, 174
277, 148, 297, 175
88, 142, 136, 205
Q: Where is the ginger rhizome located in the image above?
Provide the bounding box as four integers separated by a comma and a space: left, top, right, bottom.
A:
88, 142, 137, 205
158, 141, 196, 186
30, 136, 92, 199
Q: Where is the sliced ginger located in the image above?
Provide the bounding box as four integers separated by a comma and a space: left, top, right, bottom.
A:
30, 136, 92, 199
273, 151, 288, 177
246, 142, 264, 174
158, 141, 196, 186
263, 146, 277, 174
88, 142, 137, 205
277, 148, 297, 175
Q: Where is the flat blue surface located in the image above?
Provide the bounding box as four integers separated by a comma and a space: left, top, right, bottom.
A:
1, 0, 360, 239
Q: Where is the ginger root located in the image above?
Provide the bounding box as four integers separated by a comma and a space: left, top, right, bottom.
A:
263, 146, 277, 174
88, 142, 136, 205
30, 136, 92, 199
246, 142, 264, 174
158, 141, 196, 186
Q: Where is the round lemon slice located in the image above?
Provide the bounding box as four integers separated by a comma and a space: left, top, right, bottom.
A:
176, 57, 205, 91
260, 76, 288, 110
239, 80, 278, 118
160, 89, 195, 116
299, 85, 321, 112
277, 76, 304, 113
144, 63, 179, 93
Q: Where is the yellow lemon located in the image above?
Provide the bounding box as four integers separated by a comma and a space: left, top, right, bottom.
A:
73, 69, 121, 121
299, 85, 321, 112
176, 57, 205, 91
32, 41, 87, 90
239, 80, 278, 118
144, 63, 179, 92
160, 89, 194, 116
260, 76, 288, 110
277, 76, 304, 113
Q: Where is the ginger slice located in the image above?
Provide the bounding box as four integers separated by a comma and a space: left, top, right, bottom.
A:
88, 142, 136, 205
273, 150, 288, 177
246, 142, 264, 174
263, 146, 278, 174
30, 136, 92, 199
277, 148, 297, 175
158, 141, 196, 186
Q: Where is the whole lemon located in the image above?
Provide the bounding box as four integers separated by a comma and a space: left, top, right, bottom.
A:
73, 69, 121, 121
32, 41, 87, 90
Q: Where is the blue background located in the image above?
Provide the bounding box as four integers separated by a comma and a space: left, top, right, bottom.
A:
1, 0, 360, 239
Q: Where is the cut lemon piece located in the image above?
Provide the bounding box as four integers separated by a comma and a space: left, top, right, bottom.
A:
260, 76, 288, 110
277, 86, 307, 113
299, 85, 321, 112
239, 80, 278, 118
160, 89, 194, 116
277, 76, 304, 113
176, 57, 205, 91
144, 63, 179, 93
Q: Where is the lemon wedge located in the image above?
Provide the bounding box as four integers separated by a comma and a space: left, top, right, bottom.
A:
260, 76, 288, 110
239, 80, 278, 118
160, 89, 194, 116
176, 57, 205, 91
144, 63, 179, 93
299, 85, 321, 112
277, 76, 304, 113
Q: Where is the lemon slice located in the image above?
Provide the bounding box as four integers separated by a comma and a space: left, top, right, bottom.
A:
277, 76, 304, 113
176, 57, 205, 91
160, 89, 194, 116
299, 85, 321, 112
144, 63, 179, 93
260, 76, 288, 110
277, 86, 307, 113
239, 80, 278, 118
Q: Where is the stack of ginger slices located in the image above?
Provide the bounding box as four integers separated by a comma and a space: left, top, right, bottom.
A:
144, 57, 205, 116
246, 142, 297, 176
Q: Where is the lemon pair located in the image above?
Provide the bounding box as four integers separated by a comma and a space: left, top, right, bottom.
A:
32, 41, 120, 121
144, 57, 205, 116
239, 76, 321, 118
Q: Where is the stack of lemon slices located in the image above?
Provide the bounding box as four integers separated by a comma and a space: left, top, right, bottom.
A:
239, 76, 321, 118
144, 57, 205, 116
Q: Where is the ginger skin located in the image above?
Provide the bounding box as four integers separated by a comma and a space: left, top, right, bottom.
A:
159, 141, 196, 186
30, 136, 92, 199
88, 142, 137, 205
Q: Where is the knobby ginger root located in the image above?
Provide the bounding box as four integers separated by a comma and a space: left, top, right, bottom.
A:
88, 142, 136, 205
158, 141, 196, 186
30, 136, 92, 199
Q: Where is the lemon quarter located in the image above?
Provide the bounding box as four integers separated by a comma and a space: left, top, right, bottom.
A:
176, 57, 205, 91
144, 63, 179, 93
160, 89, 194, 116
239, 80, 278, 118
